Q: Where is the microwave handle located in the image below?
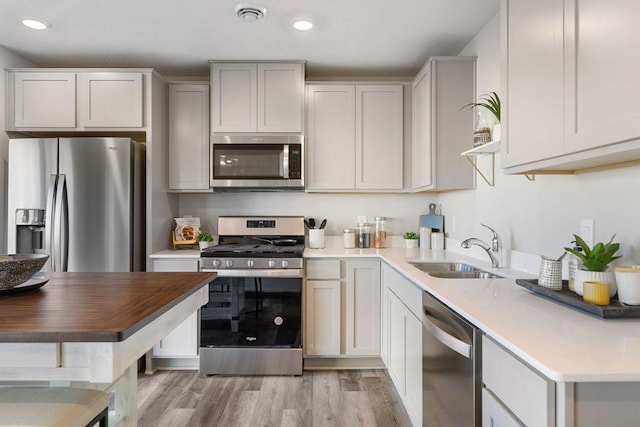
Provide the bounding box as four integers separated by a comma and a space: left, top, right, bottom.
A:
283, 144, 290, 179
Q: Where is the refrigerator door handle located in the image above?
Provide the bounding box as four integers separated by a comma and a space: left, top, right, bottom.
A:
45, 174, 58, 270
53, 175, 67, 272
60, 176, 69, 272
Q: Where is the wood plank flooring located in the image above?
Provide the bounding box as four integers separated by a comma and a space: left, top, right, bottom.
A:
138, 369, 412, 427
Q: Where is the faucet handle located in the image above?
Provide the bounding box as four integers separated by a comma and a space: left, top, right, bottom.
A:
480, 223, 500, 250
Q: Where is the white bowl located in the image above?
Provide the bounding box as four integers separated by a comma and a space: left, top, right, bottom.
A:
614, 266, 640, 305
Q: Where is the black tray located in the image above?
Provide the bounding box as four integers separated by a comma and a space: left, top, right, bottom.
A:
0, 275, 49, 298
515, 278, 640, 319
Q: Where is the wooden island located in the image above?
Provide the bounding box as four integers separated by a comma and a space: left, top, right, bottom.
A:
0, 272, 214, 427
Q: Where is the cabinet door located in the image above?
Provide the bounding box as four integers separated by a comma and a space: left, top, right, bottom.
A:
563, 0, 640, 153
211, 63, 257, 132
306, 85, 356, 190
344, 260, 381, 356
152, 259, 200, 357
388, 291, 407, 394
77, 72, 143, 127
257, 63, 304, 132
405, 311, 423, 426
13, 72, 76, 128
380, 264, 391, 365
412, 64, 433, 189
355, 85, 403, 190
305, 279, 341, 356
169, 84, 210, 190
501, 0, 564, 167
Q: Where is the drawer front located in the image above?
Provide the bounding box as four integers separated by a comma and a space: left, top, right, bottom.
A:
482, 336, 555, 427
306, 259, 341, 279
385, 264, 422, 319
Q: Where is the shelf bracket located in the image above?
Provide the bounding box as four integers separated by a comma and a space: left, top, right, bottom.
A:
525, 174, 535, 181
464, 153, 495, 187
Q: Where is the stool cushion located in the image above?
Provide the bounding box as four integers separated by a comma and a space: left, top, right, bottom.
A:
0, 387, 108, 427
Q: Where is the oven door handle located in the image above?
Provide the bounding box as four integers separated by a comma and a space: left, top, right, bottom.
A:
201, 268, 303, 278
422, 307, 472, 359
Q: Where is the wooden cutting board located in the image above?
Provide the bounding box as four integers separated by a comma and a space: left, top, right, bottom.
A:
419, 203, 444, 232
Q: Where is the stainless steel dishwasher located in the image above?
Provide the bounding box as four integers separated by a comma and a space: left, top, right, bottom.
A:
422, 291, 481, 426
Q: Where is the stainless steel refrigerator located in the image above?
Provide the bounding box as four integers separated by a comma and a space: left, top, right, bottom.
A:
7, 137, 145, 272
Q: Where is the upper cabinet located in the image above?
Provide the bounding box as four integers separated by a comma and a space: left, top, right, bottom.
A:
168, 84, 210, 191
7, 70, 145, 131
502, 0, 640, 174
210, 62, 305, 133
306, 84, 403, 191
411, 57, 476, 192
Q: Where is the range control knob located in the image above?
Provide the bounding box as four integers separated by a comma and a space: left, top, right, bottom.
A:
225, 259, 234, 268
268, 259, 276, 268
281, 259, 289, 268
212, 259, 221, 268
247, 259, 255, 268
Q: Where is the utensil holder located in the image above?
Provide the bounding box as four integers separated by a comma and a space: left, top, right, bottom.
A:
538, 256, 562, 290
308, 229, 325, 249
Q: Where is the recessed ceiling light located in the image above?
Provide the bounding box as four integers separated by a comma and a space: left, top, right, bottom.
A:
22, 19, 49, 30
293, 20, 314, 31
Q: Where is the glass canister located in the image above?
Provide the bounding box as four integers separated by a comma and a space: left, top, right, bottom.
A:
357, 222, 371, 248
343, 228, 356, 249
374, 216, 387, 248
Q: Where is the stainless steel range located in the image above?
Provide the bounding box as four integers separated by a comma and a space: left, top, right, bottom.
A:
199, 216, 304, 375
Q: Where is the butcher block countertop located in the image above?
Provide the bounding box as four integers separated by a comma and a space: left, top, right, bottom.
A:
0, 272, 215, 343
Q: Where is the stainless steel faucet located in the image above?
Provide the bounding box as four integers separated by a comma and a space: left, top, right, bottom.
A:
461, 223, 503, 269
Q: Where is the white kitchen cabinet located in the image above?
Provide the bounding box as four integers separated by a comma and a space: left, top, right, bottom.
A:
12, 72, 77, 128
412, 57, 476, 191
306, 84, 403, 191
8, 70, 145, 131
380, 262, 390, 366
482, 388, 523, 427
305, 259, 381, 358
210, 62, 304, 133
383, 263, 422, 426
168, 84, 210, 191
502, 0, 640, 174
151, 258, 200, 360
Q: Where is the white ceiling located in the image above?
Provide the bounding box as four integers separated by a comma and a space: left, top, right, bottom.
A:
0, 0, 499, 79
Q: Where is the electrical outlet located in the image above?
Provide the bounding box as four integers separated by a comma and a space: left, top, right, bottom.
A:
579, 219, 595, 248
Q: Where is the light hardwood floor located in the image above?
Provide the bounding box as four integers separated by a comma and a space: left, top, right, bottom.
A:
137, 369, 412, 427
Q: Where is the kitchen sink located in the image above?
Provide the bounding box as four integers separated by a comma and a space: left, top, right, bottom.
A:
409, 262, 504, 279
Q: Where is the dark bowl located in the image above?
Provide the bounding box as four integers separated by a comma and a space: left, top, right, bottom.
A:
0, 254, 49, 290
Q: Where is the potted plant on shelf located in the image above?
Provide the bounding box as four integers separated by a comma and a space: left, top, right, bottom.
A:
564, 234, 621, 297
462, 92, 501, 144
403, 232, 419, 249
196, 232, 215, 250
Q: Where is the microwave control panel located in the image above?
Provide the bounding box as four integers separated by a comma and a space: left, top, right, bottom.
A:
289, 144, 302, 179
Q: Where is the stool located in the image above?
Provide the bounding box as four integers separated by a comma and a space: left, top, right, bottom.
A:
0, 387, 108, 427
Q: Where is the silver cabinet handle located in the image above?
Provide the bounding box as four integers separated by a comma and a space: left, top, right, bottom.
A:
423, 307, 472, 359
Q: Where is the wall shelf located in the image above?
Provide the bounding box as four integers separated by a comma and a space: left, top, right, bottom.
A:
461, 140, 500, 186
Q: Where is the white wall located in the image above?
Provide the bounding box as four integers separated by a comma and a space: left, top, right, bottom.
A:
443, 12, 640, 267
0, 46, 37, 252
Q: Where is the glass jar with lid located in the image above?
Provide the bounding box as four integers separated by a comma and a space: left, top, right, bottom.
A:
374, 216, 387, 248
357, 223, 371, 248
343, 228, 356, 249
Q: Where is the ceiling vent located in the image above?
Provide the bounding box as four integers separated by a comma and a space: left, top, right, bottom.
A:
234, 3, 267, 22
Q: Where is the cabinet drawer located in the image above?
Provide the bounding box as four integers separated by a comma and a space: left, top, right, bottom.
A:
306, 259, 340, 279
482, 336, 554, 426
386, 265, 422, 319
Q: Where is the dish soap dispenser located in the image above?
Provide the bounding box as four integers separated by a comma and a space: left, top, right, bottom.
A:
567, 241, 583, 292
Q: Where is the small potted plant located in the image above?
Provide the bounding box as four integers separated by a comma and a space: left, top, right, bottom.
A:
196, 232, 214, 250
403, 232, 419, 249
461, 92, 501, 143
564, 234, 621, 297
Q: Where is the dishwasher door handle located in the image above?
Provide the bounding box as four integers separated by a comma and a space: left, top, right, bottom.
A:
423, 308, 472, 359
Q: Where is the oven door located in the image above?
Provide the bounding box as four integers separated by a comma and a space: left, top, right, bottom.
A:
199, 271, 302, 349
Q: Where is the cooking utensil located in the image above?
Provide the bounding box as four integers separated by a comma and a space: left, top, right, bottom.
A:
419, 203, 444, 232
304, 219, 312, 230
319, 219, 327, 230
309, 218, 316, 229
252, 237, 298, 246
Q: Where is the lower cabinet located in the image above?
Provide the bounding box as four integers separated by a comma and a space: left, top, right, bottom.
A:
150, 257, 200, 369
382, 263, 423, 426
304, 258, 381, 358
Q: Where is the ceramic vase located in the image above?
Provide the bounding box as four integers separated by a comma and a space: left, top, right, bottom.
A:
614, 266, 640, 305
574, 268, 617, 297
405, 239, 418, 249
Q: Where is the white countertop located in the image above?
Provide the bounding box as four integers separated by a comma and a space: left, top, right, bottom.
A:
306, 246, 640, 383
151, 245, 640, 382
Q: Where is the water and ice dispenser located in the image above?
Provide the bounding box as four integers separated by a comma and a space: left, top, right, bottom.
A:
14, 209, 45, 254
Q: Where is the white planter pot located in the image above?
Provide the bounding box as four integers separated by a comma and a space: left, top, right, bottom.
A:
198, 241, 214, 250
614, 266, 640, 305
574, 268, 617, 297
492, 123, 501, 142
404, 239, 418, 249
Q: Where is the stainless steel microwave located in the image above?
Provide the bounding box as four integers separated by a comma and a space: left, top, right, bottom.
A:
210, 135, 304, 190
